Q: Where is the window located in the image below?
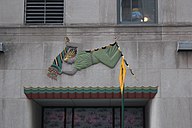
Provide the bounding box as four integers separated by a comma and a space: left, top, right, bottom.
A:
43, 107, 145, 128
25, 0, 64, 24
119, 0, 157, 24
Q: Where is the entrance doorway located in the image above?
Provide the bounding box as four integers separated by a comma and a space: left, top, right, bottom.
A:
43, 107, 144, 128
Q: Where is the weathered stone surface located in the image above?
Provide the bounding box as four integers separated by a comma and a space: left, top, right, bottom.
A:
146, 98, 191, 128
99, 0, 117, 24
2, 43, 44, 70
3, 99, 24, 128
2, 70, 21, 98
188, 52, 192, 68
0, 99, 3, 128
0, 0, 24, 25
158, 98, 191, 128
161, 41, 177, 68
23, 100, 42, 128
161, 69, 192, 97
66, 0, 100, 24
175, 0, 192, 23
0, 71, 3, 98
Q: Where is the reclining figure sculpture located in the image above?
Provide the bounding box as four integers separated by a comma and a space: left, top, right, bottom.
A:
47, 38, 123, 80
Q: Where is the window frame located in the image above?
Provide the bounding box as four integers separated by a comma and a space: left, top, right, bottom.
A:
117, 0, 158, 24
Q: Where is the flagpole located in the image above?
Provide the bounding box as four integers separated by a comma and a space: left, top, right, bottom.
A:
121, 85, 124, 128
119, 56, 126, 128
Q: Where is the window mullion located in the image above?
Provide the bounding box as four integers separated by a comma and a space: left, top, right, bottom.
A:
120, 0, 122, 22
130, 0, 132, 22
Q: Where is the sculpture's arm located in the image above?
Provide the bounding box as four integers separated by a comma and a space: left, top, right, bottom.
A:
62, 68, 77, 75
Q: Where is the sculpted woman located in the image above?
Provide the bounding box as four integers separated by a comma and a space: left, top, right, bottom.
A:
47, 37, 122, 80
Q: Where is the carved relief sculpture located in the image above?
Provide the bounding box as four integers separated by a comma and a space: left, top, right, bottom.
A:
47, 37, 122, 80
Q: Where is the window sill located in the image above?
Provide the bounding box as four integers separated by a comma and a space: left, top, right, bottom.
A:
1, 23, 192, 28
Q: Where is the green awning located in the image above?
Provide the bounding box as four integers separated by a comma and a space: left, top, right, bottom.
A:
24, 86, 158, 99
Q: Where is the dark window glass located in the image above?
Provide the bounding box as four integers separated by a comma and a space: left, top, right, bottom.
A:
43, 108, 65, 128
43, 107, 144, 128
115, 108, 144, 128
120, 0, 157, 24
74, 108, 113, 128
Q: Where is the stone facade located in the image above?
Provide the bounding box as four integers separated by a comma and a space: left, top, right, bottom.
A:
0, 0, 192, 128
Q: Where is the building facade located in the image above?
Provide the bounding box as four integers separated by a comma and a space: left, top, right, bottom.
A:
0, 0, 192, 128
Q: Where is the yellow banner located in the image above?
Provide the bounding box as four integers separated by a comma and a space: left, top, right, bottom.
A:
119, 56, 126, 94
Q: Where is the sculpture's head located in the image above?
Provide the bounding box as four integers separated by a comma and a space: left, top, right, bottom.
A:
64, 46, 77, 64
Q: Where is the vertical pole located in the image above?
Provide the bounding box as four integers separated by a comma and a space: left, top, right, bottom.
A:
121, 86, 124, 128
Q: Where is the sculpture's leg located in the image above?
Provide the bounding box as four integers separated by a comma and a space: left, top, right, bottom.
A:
93, 44, 122, 68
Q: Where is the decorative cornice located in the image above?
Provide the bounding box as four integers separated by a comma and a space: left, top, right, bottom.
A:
24, 86, 158, 99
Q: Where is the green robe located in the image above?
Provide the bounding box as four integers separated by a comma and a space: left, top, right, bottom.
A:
74, 43, 122, 70
48, 42, 122, 80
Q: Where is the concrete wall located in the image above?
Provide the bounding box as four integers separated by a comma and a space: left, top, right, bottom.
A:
0, 26, 192, 127
158, 0, 192, 24
65, 0, 117, 25
0, 0, 24, 25
0, 99, 42, 128
0, 0, 192, 128
1, 0, 192, 25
